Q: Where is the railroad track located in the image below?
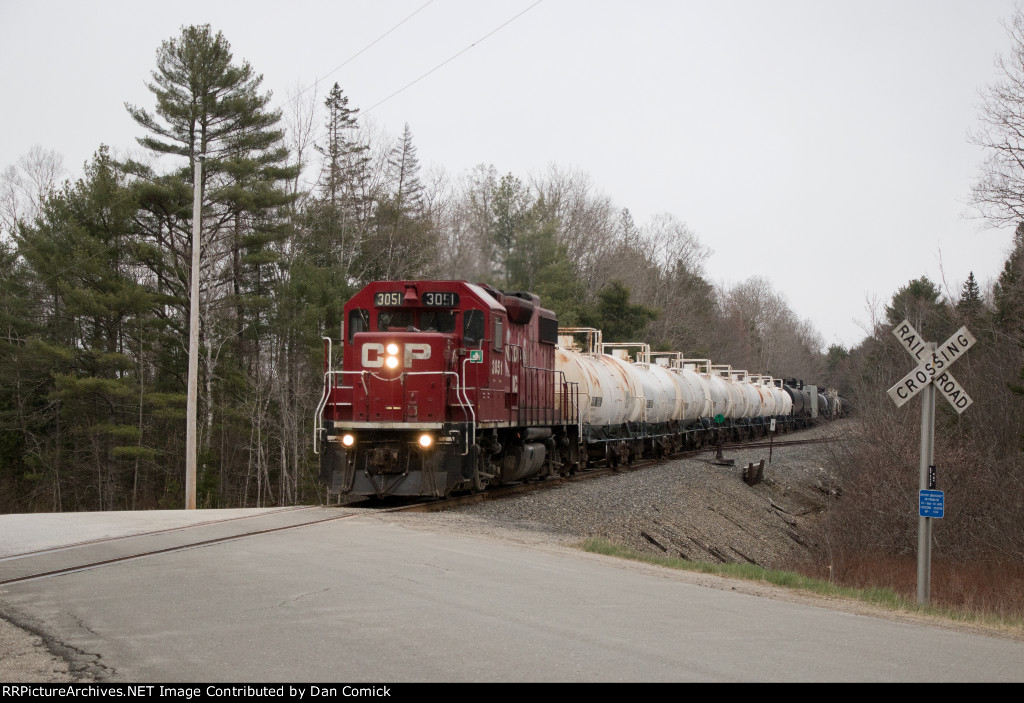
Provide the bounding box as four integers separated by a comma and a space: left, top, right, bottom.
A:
390, 431, 838, 513
0, 508, 359, 586
1, 429, 839, 582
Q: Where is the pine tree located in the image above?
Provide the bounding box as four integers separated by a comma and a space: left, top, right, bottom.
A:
581, 281, 658, 342
351, 124, 438, 281
125, 24, 297, 344
14, 148, 167, 510
993, 222, 1024, 332
490, 173, 533, 287
884, 276, 951, 338
290, 83, 368, 340
389, 123, 424, 214
125, 25, 298, 504
956, 271, 984, 321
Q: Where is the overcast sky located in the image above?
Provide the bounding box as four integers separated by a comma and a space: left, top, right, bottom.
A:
1, 0, 1020, 349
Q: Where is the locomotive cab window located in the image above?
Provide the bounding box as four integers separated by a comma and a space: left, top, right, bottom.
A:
463, 309, 484, 345
420, 310, 456, 333
378, 310, 414, 331
348, 309, 369, 342
493, 316, 503, 352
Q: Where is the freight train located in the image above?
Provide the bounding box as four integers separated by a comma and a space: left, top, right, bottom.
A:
315, 280, 840, 499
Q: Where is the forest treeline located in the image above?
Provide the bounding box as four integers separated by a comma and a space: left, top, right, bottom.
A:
0, 26, 825, 512
816, 11, 1024, 574
821, 264, 1024, 568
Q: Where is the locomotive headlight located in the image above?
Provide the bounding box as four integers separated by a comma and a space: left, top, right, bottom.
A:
418, 434, 433, 449
386, 343, 399, 355
385, 355, 400, 369
341, 434, 355, 447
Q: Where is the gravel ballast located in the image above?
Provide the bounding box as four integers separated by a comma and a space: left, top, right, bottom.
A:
376, 419, 850, 572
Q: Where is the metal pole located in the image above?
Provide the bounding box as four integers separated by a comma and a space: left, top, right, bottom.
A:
917, 342, 936, 604
185, 154, 204, 510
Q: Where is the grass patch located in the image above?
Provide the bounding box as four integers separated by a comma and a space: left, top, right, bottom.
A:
579, 537, 1024, 634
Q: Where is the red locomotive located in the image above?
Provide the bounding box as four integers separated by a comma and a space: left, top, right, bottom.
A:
316, 279, 838, 499
315, 280, 581, 498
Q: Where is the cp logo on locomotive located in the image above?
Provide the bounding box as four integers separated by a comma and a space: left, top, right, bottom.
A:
361, 342, 433, 368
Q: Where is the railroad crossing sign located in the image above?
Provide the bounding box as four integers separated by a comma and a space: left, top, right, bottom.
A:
887, 320, 975, 414
887, 318, 975, 606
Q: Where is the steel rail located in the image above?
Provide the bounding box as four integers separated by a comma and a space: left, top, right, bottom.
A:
0, 511, 359, 586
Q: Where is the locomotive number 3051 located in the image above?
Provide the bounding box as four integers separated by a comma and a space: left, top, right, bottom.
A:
374, 291, 403, 307
423, 292, 459, 307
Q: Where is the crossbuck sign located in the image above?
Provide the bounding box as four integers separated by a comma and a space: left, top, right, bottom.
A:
887, 321, 975, 414
887, 318, 975, 605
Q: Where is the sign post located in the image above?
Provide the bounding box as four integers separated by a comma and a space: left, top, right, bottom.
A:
888, 321, 973, 604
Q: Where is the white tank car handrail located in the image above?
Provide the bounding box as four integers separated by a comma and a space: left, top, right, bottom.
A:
557, 326, 603, 354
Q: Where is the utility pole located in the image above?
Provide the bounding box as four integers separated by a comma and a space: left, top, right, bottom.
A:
916, 342, 936, 604
186, 153, 204, 510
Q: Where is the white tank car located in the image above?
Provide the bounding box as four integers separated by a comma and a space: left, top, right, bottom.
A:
554, 346, 631, 426
649, 361, 689, 421
557, 330, 800, 433
652, 353, 706, 424
733, 370, 767, 419
673, 363, 712, 422
607, 347, 680, 424
601, 351, 646, 423
712, 365, 748, 418
685, 360, 733, 419
749, 376, 779, 417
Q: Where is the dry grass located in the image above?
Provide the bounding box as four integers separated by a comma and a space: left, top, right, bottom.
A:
795, 552, 1024, 623
582, 538, 1024, 632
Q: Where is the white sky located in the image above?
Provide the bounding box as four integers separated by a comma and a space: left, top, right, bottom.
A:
1, 0, 1020, 349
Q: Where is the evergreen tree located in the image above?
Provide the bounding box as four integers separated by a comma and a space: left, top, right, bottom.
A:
125, 25, 298, 504
125, 24, 297, 347
506, 214, 585, 323
489, 173, 533, 287
354, 123, 437, 281
388, 123, 424, 214
581, 281, 658, 342
993, 222, 1024, 332
14, 148, 167, 510
884, 276, 951, 338
316, 83, 365, 210
956, 271, 984, 321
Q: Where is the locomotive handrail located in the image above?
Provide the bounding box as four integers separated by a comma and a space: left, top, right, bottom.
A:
315, 369, 362, 455
313, 337, 336, 455
315, 368, 475, 455
517, 361, 571, 426
459, 357, 476, 455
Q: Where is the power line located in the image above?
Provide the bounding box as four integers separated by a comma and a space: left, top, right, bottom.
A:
283, 0, 437, 110
362, 0, 545, 116
19, 1, 547, 289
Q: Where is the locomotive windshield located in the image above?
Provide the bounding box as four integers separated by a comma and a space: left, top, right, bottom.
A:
375, 309, 457, 333
378, 310, 415, 330
463, 309, 484, 344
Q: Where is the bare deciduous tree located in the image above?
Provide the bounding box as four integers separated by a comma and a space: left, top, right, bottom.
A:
970, 10, 1024, 227
0, 146, 65, 238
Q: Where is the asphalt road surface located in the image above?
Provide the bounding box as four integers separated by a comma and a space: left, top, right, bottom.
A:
1, 507, 1022, 682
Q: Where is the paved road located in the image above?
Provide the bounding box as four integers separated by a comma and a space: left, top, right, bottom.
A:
1, 508, 1022, 682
